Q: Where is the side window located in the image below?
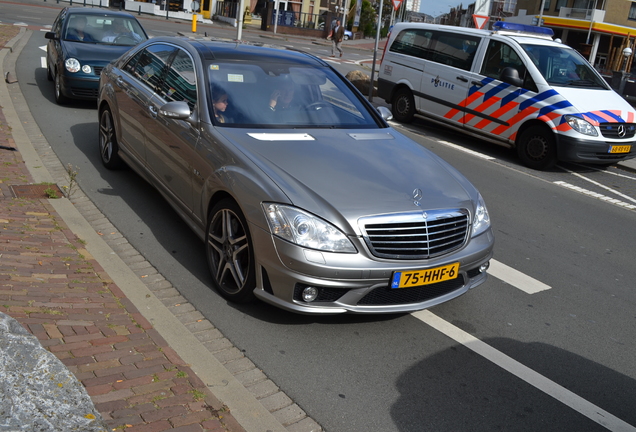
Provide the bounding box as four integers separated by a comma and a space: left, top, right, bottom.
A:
480, 40, 537, 92
162, 49, 197, 110
429, 32, 480, 71
389, 29, 433, 60
124, 44, 176, 92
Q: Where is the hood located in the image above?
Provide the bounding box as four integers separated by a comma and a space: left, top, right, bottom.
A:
556, 87, 636, 119
63, 41, 133, 64
218, 128, 476, 235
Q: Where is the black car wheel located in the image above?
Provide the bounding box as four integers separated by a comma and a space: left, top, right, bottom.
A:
517, 125, 557, 170
54, 72, 69, 105
207, 199, 256, 303
392, 88, 415, 123
46, 61, 53, 82
99, 108, 123, 169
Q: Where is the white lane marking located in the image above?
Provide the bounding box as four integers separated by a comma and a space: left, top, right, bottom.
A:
567, 171, 636, 205
489, 259, 551, 294
41, 57, 46, 69
554, 181, 636, 210
412, 310, 636, 432
39, 45, 47, 52
566, 162, 636, 180
436, 140, 496, 160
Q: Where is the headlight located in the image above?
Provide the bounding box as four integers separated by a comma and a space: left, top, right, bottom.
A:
565, 115, 598, 136
262, 203, 356, 253
65, 58, 81, 73
472, 195, 491, 237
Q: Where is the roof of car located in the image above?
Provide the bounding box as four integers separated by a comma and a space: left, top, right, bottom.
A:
63, 7, 139, 19
148, 37, 330, 66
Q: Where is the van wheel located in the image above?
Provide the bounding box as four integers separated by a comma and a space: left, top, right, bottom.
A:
392, 88, 415, 123
517, 125, 557, 170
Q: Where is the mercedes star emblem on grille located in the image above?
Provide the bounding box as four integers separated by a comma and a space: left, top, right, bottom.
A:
617, 124, 626, 138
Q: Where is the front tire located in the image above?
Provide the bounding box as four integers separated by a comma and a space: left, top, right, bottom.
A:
54, 73, 69, 105
99, 108, 123, 169
516, 125, 557, 170
206, 199, 256, 303
391, 88, 415, 123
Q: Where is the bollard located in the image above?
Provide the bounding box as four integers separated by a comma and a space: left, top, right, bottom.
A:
139, 6, 141, 15
166, 4, 169, 19
70, 0, 72, 5
84, 0, 86, 6
192, 14, 197, 33
119, 1, 122, 10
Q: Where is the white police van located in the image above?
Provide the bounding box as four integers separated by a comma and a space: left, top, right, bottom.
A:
377, 21, 636, 170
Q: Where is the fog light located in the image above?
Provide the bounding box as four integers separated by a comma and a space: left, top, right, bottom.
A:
302, 286, 319, 302
479, 262, 490, 272
81, 65, 92, 74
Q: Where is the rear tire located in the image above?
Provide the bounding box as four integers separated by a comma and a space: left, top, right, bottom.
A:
206, 199, 256, 303
391, 88, 415, 123
516, 125, 557, 170
99, 108, 123, 169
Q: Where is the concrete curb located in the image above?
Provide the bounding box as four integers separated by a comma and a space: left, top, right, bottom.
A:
1, 27, 320, 432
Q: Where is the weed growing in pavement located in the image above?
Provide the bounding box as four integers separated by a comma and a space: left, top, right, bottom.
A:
152, 374, 160, 382
44, 187, 58, 199
190, 389, 206, 401
62, 163, 80, 198
175, 370, 188, 378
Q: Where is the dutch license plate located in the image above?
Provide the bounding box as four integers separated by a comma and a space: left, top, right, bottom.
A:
609, 145, 631, 154
391, 263, 460, 289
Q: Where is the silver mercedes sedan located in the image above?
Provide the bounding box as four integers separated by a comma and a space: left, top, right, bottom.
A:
97, 37, 494, 314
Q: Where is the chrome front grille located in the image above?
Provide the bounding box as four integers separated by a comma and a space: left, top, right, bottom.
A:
599, 123, 636, 139
359, 209, 470, 260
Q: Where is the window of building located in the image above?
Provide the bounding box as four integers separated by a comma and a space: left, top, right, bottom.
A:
630, 2, 636, 20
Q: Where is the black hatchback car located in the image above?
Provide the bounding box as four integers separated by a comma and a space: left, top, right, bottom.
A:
45, 8, 148, 104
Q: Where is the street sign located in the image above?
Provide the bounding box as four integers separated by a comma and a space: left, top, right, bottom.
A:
392, 0, 402, 11
473, 14, 488, 29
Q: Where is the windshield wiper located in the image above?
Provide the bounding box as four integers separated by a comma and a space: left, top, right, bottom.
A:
565, 79, 605, 88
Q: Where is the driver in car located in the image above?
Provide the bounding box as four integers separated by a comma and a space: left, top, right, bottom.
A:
102, 19, 141, 43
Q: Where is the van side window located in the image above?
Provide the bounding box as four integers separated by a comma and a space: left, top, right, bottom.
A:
389, 29, 433, 60
429, 32, 480, 71
481, 40, 538, 92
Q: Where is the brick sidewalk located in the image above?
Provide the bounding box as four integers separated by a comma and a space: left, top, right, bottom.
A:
0, 32, 244, 432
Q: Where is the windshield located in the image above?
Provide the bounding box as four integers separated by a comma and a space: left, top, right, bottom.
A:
63, 14, 147, 46
206, 61, 381, 128
521, 43, 609, 89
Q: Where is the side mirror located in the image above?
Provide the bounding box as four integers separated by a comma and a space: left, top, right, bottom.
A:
500, 67, 523, 87
159, 101, 191, 120
45, 31, 58, 41
377, 106, 393, 121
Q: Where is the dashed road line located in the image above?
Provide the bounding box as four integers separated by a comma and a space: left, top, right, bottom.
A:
436, 140, 496, 160
553, 181, 636, 210
412, 310, 636, 432
488, 259, 551, 294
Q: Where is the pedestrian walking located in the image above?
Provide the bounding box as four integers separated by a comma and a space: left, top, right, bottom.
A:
330, 19, 345, 58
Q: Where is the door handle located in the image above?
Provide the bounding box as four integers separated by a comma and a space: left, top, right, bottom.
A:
148, 105, 158, 118
471, 81, 484, 87
456, 76, 468, 82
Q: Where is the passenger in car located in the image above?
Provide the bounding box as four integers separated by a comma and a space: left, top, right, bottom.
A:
66, 16, 97, 42
268, 79, 296, 112
212, 84, 231, 124
102, 19, 142, 43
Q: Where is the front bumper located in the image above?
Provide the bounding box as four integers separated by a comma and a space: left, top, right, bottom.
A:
557, 134, 636, 164
249, 223, 495, 314
60, 72, 100, 100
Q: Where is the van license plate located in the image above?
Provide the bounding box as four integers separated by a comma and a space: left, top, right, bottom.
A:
609, 145, 631, 154
391, 263, 460, 289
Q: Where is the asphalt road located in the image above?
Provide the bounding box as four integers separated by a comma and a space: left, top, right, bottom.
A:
4, 2, 636, 431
